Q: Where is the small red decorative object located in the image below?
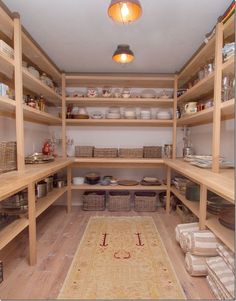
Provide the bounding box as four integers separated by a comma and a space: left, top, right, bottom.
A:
42, 141, 51, 155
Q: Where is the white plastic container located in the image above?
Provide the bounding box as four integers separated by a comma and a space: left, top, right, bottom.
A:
73, 177, 84, 185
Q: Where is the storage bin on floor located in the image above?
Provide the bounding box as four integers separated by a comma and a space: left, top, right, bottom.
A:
108, 191, 131, 211
82, 191, 106, 211
134, 191, 157, 211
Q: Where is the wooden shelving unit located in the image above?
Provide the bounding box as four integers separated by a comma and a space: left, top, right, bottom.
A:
66, 97, 173, 107
22, 68, 61, 105
205, 215, 234, 251
171, 186, 199, 217
36, 187, 67, 217
177, 98, 234, 126
177, 72, 215, 103
223, 14, 235, 39
0, 50, 14, 78
222, 55, 234, 75
66, 118, 173, 127
0, 96, 16, 114
72, 183, 167, 191
0, 217, 29, 250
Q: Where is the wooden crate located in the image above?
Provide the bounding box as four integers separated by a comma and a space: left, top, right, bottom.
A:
118, 148, 143, 158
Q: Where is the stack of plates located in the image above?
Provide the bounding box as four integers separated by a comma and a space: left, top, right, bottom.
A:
91, 111, 103, 119
25, 153, 54, 164
140, 177, 161, 186
124, 109, 136, 119
156, 110, 172, 120
140, 109, 151, 120
219, 208, 235, 230
106, 107, 121, 119
141, 89, 156, 98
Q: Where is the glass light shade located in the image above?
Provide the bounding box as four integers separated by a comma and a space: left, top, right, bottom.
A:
112, 44, 134, 64
108, 0, 142, 23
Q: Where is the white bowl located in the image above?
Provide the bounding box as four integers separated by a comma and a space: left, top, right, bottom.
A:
73, 177, 84, 185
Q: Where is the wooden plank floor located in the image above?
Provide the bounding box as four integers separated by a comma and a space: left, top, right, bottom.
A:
0, 206, 214, 299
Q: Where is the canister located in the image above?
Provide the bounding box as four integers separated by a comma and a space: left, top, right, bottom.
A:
164, 144, 173, 158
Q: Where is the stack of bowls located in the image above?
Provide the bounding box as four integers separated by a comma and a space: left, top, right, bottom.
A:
124, 108, 136, 119
106, 107, 121, 119
156, 110, 172, 120
140, 109, 151, 119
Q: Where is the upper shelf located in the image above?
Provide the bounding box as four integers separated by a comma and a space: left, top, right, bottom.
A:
178, 36, 215, 87
65, 74, 175, 88
0, 49, 14, 79
21, 31, 61, 84
22, 68, 61, 105
223, 14, 235, 40
177, 72, 214, 103
65, 97, 174, 107
177, 98, 234, 126
0, 2, 14, 39
66, 119, 173, 127
222, 55, 235, 76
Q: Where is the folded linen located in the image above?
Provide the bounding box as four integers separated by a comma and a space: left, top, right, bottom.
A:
206, 256, 235, 299
186, 230, 220, 256
179, 232, 189, 253
217, 244, 235, 274
175, 222, 199, 243
185, 252, 208, 276
207, 275, 225, 299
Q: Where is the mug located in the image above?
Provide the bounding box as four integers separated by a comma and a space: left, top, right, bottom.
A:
184, 102, 197, 114
197, 103, 205, 111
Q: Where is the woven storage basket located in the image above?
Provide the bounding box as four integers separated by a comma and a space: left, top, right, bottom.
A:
134, 191, 157, 212
82, 191, 106, 211
94, 148, 117, 158
0, 141, 17, 174
176, 204, 198, 223
143, 146, 162, 158
75, 146, 94, 157
118, 148, 143, 158
108, 191, 131, 211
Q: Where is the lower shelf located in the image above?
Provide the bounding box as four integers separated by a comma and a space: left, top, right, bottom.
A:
206, 215, 235, 252
36, 187, 67, 218
171, 186, 199, 217
0, 217, 29, 250
72, 184, 167, 191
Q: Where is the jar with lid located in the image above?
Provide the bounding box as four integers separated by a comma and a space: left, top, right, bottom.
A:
163, 144, 173, 158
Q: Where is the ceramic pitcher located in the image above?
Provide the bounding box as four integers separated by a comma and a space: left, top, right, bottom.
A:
184, 102, 197, 114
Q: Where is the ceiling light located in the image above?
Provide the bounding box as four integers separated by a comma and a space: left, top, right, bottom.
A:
108, 0, 142, 24
112, 44, 134, 64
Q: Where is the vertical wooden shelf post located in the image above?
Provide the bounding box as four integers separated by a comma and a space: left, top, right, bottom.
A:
62, 73, 67, 158
13, 14, 25, 171
199, 184, 207, 230
67, 165, 72, 213
212, 22, 223, 173
172, 75, 178, 159
28, 182, 37, 265
166, 166, 171, 213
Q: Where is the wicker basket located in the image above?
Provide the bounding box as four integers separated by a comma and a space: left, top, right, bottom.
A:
82, 191, 106, 211
94, 148, 118, 158
118, 148, 143, 158
108, 191, 131, 211
75, 146, 94, 157
134, 191, 157, 212
176, 204, 198, 223
0, 141, 17, 174
143, 146, 162, 158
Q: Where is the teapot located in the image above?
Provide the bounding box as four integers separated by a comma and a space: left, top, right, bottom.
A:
184, 102, 197, 114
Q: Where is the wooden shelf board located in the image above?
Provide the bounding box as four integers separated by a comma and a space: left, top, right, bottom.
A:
0, 96, 16, 114
0, 51, 14, 79
223, 14, 235, 40
0, 4, 14, 39
23, 105, 62, 125
0, 217, 29, 250
65, 73, 175, 88
66, 97, 174, 107
66, 119, 173, 127
72, 184, 167, 191
171, 186, 199, 217
178, 73, 215, 102
22, 31, 61, 84
177, 107, 214, 126
22, 69, 61, 105
222, 56, 235, 75
206, 215, 234, 252
0, 158, 72, 202
178, 37, 215, 87
165, 159, 234, 202
36, 187, 67, 218
73, 157, 165, 168
177, 98, 235, 126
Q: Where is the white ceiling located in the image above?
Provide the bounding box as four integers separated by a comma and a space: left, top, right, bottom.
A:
4, 0, 232, 74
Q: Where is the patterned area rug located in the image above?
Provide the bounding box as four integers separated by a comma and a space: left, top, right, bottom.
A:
58, 216, 185, 299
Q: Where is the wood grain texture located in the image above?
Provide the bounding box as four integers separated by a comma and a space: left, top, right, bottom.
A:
0, 206, 214, 300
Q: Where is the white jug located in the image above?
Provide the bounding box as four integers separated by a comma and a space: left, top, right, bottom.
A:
184, 102, 197, 114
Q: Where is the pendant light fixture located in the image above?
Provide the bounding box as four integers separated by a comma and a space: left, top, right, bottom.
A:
108, 0, 142, 24
112, 44, 134, 64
